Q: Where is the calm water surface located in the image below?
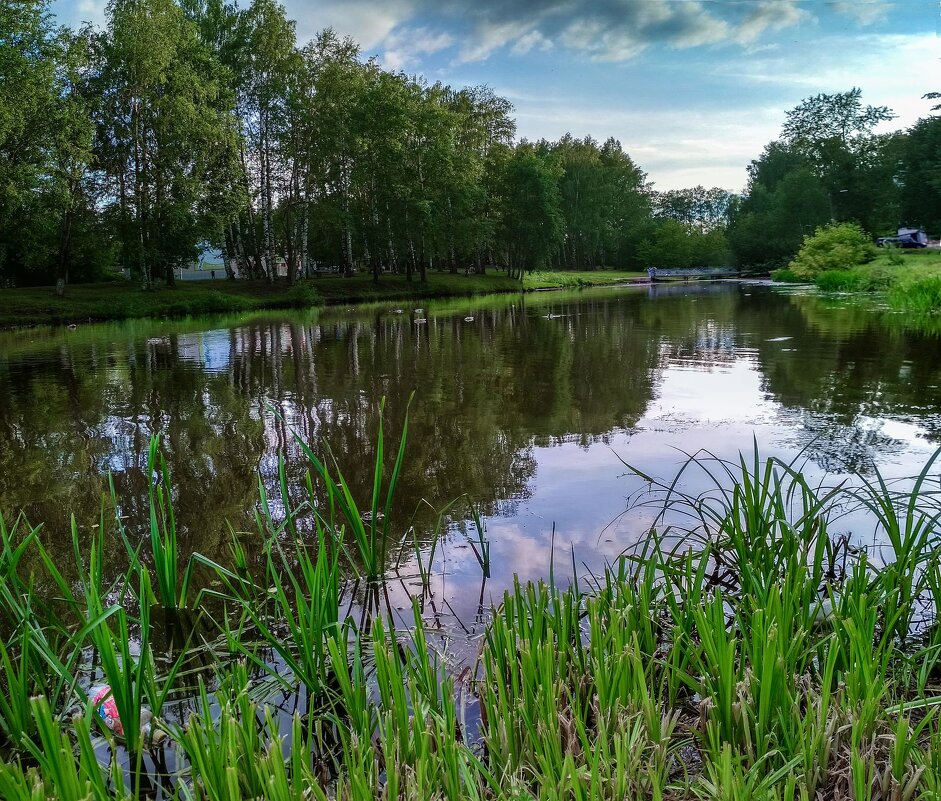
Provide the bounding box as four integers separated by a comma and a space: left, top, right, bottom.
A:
2, 281, 941, 642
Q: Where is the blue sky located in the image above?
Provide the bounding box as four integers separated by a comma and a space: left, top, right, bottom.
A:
53, 0, 939, 190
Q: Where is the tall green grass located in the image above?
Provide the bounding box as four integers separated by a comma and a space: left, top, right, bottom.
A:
889, 273, 941, 314
292, 400, 409, 583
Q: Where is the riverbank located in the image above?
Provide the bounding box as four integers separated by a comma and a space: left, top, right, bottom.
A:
0, 270, 647, 329
773, 248, 941, 312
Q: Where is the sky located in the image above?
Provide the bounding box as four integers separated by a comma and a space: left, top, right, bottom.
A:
53, 0, 940, 192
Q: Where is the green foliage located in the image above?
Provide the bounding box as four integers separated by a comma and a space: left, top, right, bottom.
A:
550, 135, 651, 270
900, 115, 941, 235
638, 219, 730, 268
729, 88, 913, 268
653, 185, 733, 231
769, 267, 803, 283
0, 0, 668, 293
2, 10, 936, 299
888, 273, 941, 314
883, 243, 905, 265
814, 269, 865, 291
727, 154, 830, 268
781, 88, 894, 169
498, 145, 565, 278
788, 222, 876, 279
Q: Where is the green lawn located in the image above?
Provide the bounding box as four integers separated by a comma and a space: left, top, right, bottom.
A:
525, 269, 647, 289
868, 247, 941, 272
0, 269, 647, 329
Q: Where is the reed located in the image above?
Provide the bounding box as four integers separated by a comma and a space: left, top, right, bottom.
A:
233, 525, 344, 711
0, 696, 119, 801
4, 432, 941, 800
294, 400, 409, 583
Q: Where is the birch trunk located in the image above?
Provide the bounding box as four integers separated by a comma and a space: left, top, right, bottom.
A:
133, 96, 149, 290
237, 129, 262, 278
54, 178, 76, 297
261, 108, 275, 282
447, 195, 457, 273
419, 231, 427, 283
299, 198, 309, 279
386, 203, 397, 273
157, 169, 174, 287
342, 188, 354, 277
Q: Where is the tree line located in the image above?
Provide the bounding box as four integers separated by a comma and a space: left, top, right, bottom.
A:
727, 88, 941, 269
0, 0, 737, 292
1, 0, 938, 293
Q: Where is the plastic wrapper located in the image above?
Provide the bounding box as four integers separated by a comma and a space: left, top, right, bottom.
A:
89, 685, 165, 746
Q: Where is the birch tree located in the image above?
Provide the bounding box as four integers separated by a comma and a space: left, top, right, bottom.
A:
233, 0, 299, 281
98, 0, 236, 287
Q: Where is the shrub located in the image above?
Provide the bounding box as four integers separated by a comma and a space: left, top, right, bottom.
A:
769, 268, 803, 283
883, 243, 905, 266
788, 222, 877, 280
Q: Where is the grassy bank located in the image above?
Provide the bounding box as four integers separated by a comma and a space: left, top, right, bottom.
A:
525, 269, 647, 289
3, 415, 941, 799
0, 270, 646, 329
774, 249, 941, 313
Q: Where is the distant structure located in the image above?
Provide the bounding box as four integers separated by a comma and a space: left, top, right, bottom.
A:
877, 227, 929, 248
195, 246, 225, 271
230, 256, 289, 278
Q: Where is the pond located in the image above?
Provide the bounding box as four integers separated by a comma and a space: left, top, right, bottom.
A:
2, 280, 941, 651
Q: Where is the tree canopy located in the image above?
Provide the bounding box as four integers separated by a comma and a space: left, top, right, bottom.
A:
1, 5, 937, 288
727, 88, 935, 269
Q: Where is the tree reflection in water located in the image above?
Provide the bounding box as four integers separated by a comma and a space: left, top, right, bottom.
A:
2, 284, 941, 598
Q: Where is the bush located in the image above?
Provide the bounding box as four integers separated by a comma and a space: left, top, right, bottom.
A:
788, 222, 877, 280
883, 243, 905, 266
769, 268, 804, 283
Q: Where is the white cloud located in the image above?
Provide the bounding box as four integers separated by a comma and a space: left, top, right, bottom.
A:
456, 0, 814, 62
381, 26, 455, 69
508, 31, 939, 191
666, 2, 733, 48
77, 0, 105, 25
512, 29, 553, 55
735, 0, 812, 45
52, 0, 106, 27
550, 0, 807, 61
716, 32, 938, 118
286, 0, 415, 47
457, 20, 536, 63
559, 18, 651, 61
512, 98, 781, 191
827, 1, 893, 26
291, 0, 817, 65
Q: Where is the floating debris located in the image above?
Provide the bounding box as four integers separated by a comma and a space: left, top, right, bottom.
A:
90, 685, 166, 747
464, 316, 475, 322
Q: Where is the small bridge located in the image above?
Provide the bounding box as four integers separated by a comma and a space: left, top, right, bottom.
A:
648, 266, 739, 282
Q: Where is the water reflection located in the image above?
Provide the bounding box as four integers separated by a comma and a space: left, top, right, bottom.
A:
2, 283, 941, 604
